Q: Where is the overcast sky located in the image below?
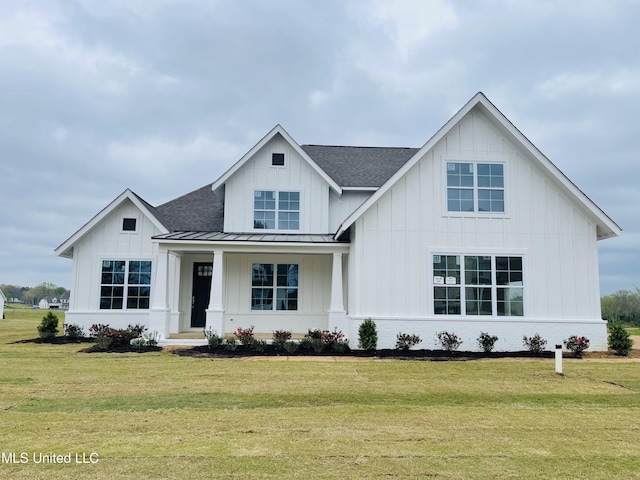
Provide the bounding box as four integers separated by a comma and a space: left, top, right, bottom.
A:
0, 0, 638, 296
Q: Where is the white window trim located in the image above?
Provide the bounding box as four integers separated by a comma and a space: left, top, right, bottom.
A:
271, 152, 286, 167
429, 250, 526, 318
120, 215, 140, 234
98, 257, 153, 310
441, 158, 509, 218
252, 189, 302, 232
250, 262, 299, 312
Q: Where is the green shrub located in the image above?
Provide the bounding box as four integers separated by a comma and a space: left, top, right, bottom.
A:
88, 323, 148, 350
272, 330, 292, 350
252, 339, 268, 352
283, 340, 299, 354
523, 334, 547, 354
204, 329, 224, 349
63, 323, 84, 342
224, 337, 238, 351
358, 318, 378, 351
395, 333, 422, 351
608, 322, 632, 356
298, 337, 315, 352
477, 332, 499, 353
436, 331, 462, 352
332, 339, 351, 354
37, 312, 59, 341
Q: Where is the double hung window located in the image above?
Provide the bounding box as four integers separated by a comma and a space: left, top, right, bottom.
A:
100, 260, 152, 309
254, 191, 300, 230
433, 254, 523, 316
447, 162, 504, 213
251, 263, 298, 311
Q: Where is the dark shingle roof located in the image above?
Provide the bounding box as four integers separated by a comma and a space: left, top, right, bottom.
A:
302, 145, 419, 188
155, 184, 224, 232
153, 145, 418, 233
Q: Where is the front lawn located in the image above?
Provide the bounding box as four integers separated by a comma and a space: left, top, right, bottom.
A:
1, 308, 639, 479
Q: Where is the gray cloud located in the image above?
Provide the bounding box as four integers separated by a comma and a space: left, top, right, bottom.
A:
0, 0, 637, 295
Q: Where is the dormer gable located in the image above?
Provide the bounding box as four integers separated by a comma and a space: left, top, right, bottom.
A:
212, 125, 341, 234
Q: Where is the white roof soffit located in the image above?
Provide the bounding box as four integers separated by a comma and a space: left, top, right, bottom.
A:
211, 124, 342, 197
336, 92, 621, 240
54, 189, 169, 258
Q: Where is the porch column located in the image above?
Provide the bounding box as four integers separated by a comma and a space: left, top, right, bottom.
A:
205, 249, 224, 334
149, 247, 171, 339
168, 252, 182, 334
328, 252, 348, 333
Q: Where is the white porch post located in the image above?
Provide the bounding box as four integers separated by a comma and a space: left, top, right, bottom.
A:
168, 252, 182, 334
205, 249, 224, 335
149, 247, 171, 339
328, 252, 348, 333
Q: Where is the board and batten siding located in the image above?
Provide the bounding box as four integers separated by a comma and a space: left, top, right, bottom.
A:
65, 200, 161, 329
222, 253, 332, 333
223, 134, 332, 234
350, 108, 605, 348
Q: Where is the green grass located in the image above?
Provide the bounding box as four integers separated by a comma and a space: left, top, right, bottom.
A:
625, 326, 640, 336
1, 307, 639, 479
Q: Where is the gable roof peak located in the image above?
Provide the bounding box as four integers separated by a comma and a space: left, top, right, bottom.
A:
211, 124, 342, 196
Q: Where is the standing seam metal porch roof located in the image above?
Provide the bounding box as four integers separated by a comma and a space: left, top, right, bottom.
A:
152, 232, 346, 243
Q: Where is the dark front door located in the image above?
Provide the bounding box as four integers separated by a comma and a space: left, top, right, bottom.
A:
191, 263, 212, 328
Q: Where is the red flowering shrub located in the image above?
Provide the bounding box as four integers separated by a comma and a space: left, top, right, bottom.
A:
564, 336, 590, 356
233, 326, 255, 345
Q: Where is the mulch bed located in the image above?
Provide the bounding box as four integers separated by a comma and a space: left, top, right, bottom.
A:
18, 337, 640, 359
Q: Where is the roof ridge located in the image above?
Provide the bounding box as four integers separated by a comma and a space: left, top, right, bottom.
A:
302, 144, 418, 150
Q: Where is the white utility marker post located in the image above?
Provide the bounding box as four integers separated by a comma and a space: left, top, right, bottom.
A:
555, 344, 563, 374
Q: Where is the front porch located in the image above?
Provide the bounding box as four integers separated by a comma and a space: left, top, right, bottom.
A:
148, 235, 350, 340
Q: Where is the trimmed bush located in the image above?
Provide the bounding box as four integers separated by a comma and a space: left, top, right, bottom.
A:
252, 339, 268, 352
272, 330, 292, 351
63, 323, 84, 342
204, 329, 223, 349
395, 333, 422, 351
436, 331, 463, 352
233, 326, 255, 346
523, 334, 547, 354
37, 312, 59, 341
224, 338, 238, 351
564, 335, 590, 357
477, 332, 499, 353
358, 318, 378, 351
283, 340, 299, 354
608, 322, 633, 356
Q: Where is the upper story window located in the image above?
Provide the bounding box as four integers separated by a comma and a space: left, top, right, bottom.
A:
254, 190, 300, 230
272, 153, 285, 166
446, 162, 504, 213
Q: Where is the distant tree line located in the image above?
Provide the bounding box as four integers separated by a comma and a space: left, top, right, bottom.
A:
601, 288, 640, 326
0, 282, 67, 306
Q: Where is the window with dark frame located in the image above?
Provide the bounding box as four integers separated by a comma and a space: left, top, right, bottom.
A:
251, 263, 298, 311
272, 153, 285, 166
433, 254, 523, 317
122, 218, 137, 232
100, 260, 152, 309
446, 162, 505, 213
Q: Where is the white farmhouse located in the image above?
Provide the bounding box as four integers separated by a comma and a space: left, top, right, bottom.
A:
55, 93, 620, 350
